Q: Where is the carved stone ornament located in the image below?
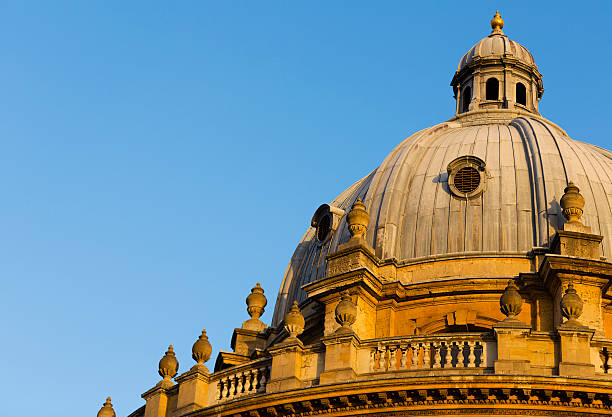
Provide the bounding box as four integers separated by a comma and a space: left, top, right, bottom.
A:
192, 329, 212, 367
560, 283, 584, 325
246, 282, 267, 320
158, 345, 179, 387
347, 198, 369, 239
499, 280, 522, 319
283, 301, 305, 339
560, 181, 585, 224
97, 397, 116, 417
335, 291, 357, 332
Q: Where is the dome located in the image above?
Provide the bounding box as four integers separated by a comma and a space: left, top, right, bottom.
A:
457, 12, 535, 71
272, 115, 612, 323
272, 14, 611, 324
125, 13, 612, 417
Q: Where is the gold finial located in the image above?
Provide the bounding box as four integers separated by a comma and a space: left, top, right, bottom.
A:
490, 10, 504, 33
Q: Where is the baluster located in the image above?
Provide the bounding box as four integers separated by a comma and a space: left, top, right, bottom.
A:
480, 342, 488, 368
389, 347, 397, 370
369, 349, 376, 372
411, 344, 418, 369
433, 342, 441, 369
468, 341, 476, 367
236, 372, 244, 396
443, 342, 452, 368
400, 347, 408, 369
221, 376, 229, 399
595, 350, 604, 374
216, 379, 223, 400
606, 350, 612, 374
423, 343, 431, 368
252, 368, 260, 390
379, 347, 386, 371
229, 375, 237, 399
258, 367, 268, 391
245, 370, 253, 392
223, 376, 230, 399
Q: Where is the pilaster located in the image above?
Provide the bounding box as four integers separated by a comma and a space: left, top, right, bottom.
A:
174, 366, 210, 415
142, 385, 171, 417
266, 339, 305, 392
557, 323, 596, 377
319, 332, 360, 384
493, 320, 532, 375
231, 328, 267, 357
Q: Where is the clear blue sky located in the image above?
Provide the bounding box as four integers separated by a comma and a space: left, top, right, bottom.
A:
1, 2, 611, 416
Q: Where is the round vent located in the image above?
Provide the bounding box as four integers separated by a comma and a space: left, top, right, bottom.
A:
447, 155, 487, 198
453, 166, 480, 194
311, 204, 345, 244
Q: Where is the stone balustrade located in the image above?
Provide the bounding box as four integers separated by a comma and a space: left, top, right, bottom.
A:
367, 333, 491, 372
595, 343, 612, 375
213, 359, 271, 403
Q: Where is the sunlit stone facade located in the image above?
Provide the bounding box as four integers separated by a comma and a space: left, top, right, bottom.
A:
98, 12, 612, 417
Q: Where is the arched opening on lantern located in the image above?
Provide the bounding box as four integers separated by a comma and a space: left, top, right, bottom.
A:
461, 86, 472, 113
516, 82, 527, 106
486, 78, 499, 100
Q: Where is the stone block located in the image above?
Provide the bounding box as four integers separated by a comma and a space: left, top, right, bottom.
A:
267, 340, 305, 393
174, 366, 210, 414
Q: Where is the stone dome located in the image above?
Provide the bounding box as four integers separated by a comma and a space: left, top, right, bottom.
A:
458, 12, 535, 71
271, 13, 612, 325
272, 116, 612, 324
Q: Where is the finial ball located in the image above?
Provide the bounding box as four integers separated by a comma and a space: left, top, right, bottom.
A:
246, 282, 267, 320
283, 301, 305, 339
491, 10, 504, 32
347, 198, 370, 239
158, 345, 179, 381
192, 329, 212, 365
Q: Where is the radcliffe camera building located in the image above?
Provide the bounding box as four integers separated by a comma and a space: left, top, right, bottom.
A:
98, 12, 612, 417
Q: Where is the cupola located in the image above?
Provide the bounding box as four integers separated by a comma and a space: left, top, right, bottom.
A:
451, 11, 544, 115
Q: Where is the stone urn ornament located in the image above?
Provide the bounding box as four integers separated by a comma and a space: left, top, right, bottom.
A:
560, 181, 585, 225
191, 329, 212, 371
284, 301, 305, 339
158, 345, 179, 388
335, 291, 357, 333
347, 198, 369, 239
560, 283, 584, 327
246, 282, 267, 320
243, 282, 268, 331
97, 397, 116, 417
500, 280, 523, 320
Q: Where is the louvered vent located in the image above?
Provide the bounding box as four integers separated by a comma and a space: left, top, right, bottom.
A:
453, 166, 480, 194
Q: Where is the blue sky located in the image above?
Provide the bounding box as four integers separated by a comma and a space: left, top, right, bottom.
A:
1, 2, 611, 416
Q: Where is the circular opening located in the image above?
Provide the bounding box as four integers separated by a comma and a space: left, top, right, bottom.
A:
453, 166, 480, 194
317, 214, 332, 242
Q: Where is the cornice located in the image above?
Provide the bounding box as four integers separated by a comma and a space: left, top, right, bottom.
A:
183, 375, 612, 417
